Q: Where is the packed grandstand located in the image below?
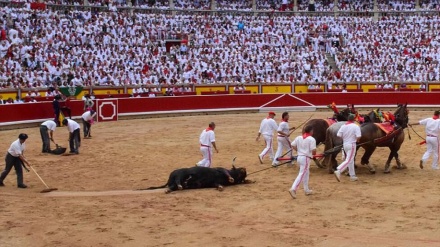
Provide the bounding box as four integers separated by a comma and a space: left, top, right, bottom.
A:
0, 0, 439, 90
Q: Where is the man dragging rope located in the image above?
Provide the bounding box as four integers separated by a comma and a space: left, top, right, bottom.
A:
288, 125, 317, 199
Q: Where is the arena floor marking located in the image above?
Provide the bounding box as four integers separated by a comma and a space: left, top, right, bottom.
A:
43, 189, 164, 197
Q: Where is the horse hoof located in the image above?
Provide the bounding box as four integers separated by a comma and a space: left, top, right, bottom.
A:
383, 170, 391, 174
369, 170, 376, 174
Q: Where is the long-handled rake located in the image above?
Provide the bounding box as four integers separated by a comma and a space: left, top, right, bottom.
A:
29, 166, 58, 193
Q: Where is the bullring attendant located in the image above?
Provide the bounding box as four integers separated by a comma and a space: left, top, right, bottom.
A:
256, 111, 278, 164
334, 114, 361, 182
289, 125, 316, 199
82, 110, 97, 138
410, 110, 440, 170
63, 119, 81, 154
272, 112, 296, 167
196, 122, 218, 167
40, 120, 57, 153
0, 134, 32, 188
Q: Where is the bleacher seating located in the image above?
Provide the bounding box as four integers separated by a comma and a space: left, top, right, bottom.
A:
0, 0, 439, 96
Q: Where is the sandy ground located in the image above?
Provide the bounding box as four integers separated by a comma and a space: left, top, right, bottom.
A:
1, 109, 440, 247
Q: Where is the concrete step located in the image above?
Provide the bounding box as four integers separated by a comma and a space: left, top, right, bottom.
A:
326, 52, 340, 72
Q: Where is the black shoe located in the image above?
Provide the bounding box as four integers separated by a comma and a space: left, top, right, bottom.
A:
18, 184, 27, 188
69, 151, 76, 154
0, 181, 4, 186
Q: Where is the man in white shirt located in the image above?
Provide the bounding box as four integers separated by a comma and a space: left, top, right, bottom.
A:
410, 110, 440, 170
256, 112, 278, 164
40, 120, 57, 153
334, 114, 362, 182
289, 125, 316, 199
273, 112, 296, 167
196, 122, 218, 168
82, 110, 97, 139
62, 119, 81, 154
0, 133, 32, 188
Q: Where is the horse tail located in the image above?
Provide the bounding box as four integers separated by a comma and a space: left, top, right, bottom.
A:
137, 183, 168, 190
323, 127, 334, 168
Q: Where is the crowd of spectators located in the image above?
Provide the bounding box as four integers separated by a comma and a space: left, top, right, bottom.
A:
0, 2, 439, 90
216, 0, 252, 11
37, 0, 440, 11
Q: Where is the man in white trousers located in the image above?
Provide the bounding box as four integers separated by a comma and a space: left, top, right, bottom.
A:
196, 122, 218, 167
289, 125, 316, 199
410, 110, 440, 170
256, 111, 278, 164
334, 114, 361, 182
272, 112, 296, 167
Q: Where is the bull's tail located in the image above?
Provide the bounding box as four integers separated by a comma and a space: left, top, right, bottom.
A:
137, 184, 168, 190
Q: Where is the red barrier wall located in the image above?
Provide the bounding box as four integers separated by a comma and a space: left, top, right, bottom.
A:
295, 92, 440, 106
1, 92, 440, 124
0, 101, 86, 123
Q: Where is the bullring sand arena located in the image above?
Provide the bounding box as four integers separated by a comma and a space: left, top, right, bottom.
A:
1, 110, 440, 247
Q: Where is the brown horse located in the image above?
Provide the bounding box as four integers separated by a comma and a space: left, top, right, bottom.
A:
321, 109, 385, 173
358, 103, 409, 173
323, 104, 409, 174
301, 107, 352, 168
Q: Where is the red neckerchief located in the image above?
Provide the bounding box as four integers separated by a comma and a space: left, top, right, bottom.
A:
282, 119, 288, 122
345, 120, 354, 125
433, 115, 439, 120
205, 127, 213, 131
302, 133, 312, 139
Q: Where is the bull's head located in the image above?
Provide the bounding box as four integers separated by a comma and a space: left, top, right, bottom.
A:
230, 165, 247, 183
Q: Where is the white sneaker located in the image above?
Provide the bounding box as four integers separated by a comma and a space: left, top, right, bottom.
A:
350, 176, 358, 181
272, 162, 279, 167
258, 155, 263, 164
305, 190, 313, 196
432, 166, 439, 170
334, 170, 341, 182
289, 189, 296, 199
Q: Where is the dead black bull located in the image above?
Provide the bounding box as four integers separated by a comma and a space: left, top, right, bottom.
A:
140, 166, 249, 193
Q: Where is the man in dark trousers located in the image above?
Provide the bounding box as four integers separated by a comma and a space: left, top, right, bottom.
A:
53, 95, 62, 126
0, 134, 32, 188
81, 110, 97, 138
40, 120, 57, 153
63, 119, 81, 154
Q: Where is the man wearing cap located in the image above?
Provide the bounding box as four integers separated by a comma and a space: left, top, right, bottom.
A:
62, 119, 81, 154
0, 134, 32, 188
81, 110, 97, 138
334, 114, 362, 182
196, 122, 218, 167
40, 120, 57, 153
409, 110, 440, 170
256, 112, 278, 164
